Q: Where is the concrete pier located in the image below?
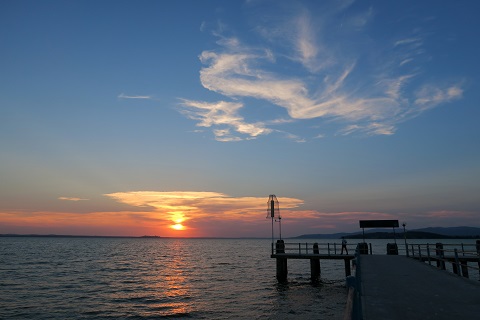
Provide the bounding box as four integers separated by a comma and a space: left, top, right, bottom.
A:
358, 255, 480, 320
271, 241, 355, 282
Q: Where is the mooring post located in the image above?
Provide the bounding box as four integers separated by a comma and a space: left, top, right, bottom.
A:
460, 260, 469, 278
453, 249, 461, 276
357, 242, 368, 254
310, 243, 321, 282
435, 243, 445, 270
344, 258, 351, 277
276, 240, 287, 282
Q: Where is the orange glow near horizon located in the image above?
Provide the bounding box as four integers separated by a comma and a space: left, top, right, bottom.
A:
6, 190, 473, 237
103, 191, 306, 236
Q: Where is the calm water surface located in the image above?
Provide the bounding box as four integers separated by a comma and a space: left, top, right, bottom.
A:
1, 238, 347, 319
4, 237, 475, 319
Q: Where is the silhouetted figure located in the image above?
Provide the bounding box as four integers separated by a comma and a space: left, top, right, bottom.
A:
341, 237, 348, 254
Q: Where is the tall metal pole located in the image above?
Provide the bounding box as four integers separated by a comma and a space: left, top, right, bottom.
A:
279, 216, 282, 240
271, 216, 274, 244
271, 199, 275, 243
267, 195, 280, 244
403, 223, 408, 257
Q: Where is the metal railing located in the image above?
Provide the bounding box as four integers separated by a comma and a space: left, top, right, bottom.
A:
271, 241, 363, 255
344, 246, 362, 320
407, 243, 480, 280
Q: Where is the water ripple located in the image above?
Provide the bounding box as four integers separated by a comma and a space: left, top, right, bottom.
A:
1, 238, 347, 319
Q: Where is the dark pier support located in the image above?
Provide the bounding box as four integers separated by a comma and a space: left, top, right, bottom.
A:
275, 240, 287, 282
310, 243, 320, 282
271, 242, 356, 283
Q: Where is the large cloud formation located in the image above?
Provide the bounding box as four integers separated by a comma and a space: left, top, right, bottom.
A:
180, 2, 462, 141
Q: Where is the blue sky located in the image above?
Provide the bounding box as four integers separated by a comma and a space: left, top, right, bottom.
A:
1, 0, 479, 237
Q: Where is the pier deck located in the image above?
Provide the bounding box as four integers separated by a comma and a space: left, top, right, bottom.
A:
359, 255, 480, 320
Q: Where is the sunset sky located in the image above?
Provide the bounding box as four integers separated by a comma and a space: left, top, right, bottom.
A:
1, 0, 479, 237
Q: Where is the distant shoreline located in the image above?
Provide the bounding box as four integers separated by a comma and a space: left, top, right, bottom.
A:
1, 233, 479, 240
0, 234, 161, 239
0, 234, 271, 239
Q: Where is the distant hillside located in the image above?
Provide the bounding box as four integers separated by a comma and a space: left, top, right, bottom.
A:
292, 226, 480, 239
292, 232, 355, 239
415, 227, 480, 237
346, 231, 454, 239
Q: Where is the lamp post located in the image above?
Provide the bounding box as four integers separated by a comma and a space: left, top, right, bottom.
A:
267, 195, 280, 245
402, 223, 408, 257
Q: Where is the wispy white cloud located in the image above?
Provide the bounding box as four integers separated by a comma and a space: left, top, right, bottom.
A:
284, 132, 306, 143
394, 37, 423, 47
58, 197, 89, 201
179, 3, 463, 141
118, 93, 152, 99
200, 21, 207, 32
399, 58, 414, 66
348, 6, 374, 28
180, 99, 271, 141
414, 85, 463, 111
294, 11, 321, 72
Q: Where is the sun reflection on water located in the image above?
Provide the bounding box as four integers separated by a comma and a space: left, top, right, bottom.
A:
151, 240, 194, 317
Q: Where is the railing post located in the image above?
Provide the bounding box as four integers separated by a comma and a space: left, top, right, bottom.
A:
453, 249, 460, 276
369, 243, 372, 255
418, 245, 422, 261
411, 244, 415, 258
427, 244, 431, 265
476, 240, 480, 280
460, 259, 469, 278
334, 243, 337, 255
436, 243, 445, 270
306, 242, 308, 254
328, 243, 331, 255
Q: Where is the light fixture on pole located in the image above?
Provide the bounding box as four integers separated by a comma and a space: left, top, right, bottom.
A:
266, 195, 281, 244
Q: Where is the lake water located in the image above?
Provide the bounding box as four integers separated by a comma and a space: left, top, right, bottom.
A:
1, 237, 478, 319
0, 237, 348, 319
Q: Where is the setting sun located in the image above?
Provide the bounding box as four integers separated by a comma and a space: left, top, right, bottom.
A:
171, 223, 185, 231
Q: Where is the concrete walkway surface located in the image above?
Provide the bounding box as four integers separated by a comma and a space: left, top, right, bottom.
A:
359, 255, 480, 320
